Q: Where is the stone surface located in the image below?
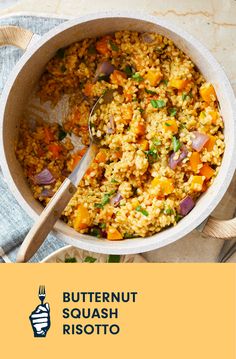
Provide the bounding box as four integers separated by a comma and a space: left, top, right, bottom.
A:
0, 0, 236, 262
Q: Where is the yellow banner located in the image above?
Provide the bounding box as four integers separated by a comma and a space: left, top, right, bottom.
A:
0, 264, 235, 358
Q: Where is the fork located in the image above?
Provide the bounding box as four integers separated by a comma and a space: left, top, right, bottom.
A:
38, 285, 46, 305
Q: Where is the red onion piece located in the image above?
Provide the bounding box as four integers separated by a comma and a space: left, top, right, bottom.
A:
110, 192, 123, 207
179, 196, 195, 216
169, 146, 188, 170
107, 115, 115, 134
94, 61, 115, 81
40, 188, 54, 198
141, 32, 155, 44
33, 168, 55, 185
191, 131, 209, 152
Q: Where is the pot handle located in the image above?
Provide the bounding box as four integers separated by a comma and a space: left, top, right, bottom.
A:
200, 216, 236, 239
0, 25, 34, 50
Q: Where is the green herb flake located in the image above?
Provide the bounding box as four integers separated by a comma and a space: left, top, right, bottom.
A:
175, 214, 183, 223
65, 257, 77, 263
111, 178, 119, 183
84, 256, 97, 263
101, 193, 110, 206
169, 108, 177, 117
164, 208, 174, 215
165, 122, 171, 127
124, 233, 133, 239
132, 73, 144, 82
182, 92, 187, 101
145, 88, 157, 95
151, 99, 166, 108
58, 126, 67, 141
109, 40, 119, 51
162, 79, 168, 86
100, 223, 106, 229
124, 65, 134, 77
139, 108, 144, 113
152, 138, 161, 146
172, 136, 181, 152
136, 205, 149, 217
88, 44, 97, 54
144, 149, 158, 164
108, 255, 121, 263
89, 228, 101, 238
94, 203, 103, 209
56, 48, 65, 59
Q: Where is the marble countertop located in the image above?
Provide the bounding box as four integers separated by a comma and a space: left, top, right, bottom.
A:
0, 0, 236, 262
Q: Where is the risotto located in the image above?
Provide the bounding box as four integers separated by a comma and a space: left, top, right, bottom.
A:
15, 31, 224, 240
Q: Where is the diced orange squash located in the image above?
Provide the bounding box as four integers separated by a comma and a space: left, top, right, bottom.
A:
190, 152, 201, 172
131, 198, 140, 209
110, 70, 127, 86
84, 83, 93, 97
145, 69, 163, 87
121, 105, 133, 121
199, 164, 215, 179
95, 150, 107, 163
200, 83, 216, 103
151, 177, 174, 195
138, 138, 149, 151
74, 204, 91, 230
107, 226, 123, 240
201, 181, 208, 193
48, 144, 62, 159
95, 35, 111, 55
190, 176, 205, 191
44, 127, 54, 144
209, 110, 218, 125
135, 123, 146, 136
163, 119, 178, 134
204, 135, 216, 151
169, 79, 188, 90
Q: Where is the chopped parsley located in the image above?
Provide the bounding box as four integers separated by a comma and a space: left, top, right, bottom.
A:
58, 126, 67, 141
151, 99, 166, 108
124, 65, 134, 77
132, 73, 144, 82
94, 191, 115, 209
144, 149, 158, 163
109, 40, 119, 51
108, 255, 121, 263
172, 136, 181, 152
111, 178, 119, 183
100, 223, 106, 229
182, 92, 188, 101
89, 227, 101, 237
139, 108, 144, 113
88, 44, 97, 54
162, 79, 168, 86
164, 208, 174, 215
65, 257, 77, 263
152, 138, 161, 146
165, 122, 171, 127
175, 214, 183, 222
84, 256, 97, 263
169, 108, 177, 117
136, 206, 149, 217
145, 88, 157, 95
94, 203, 103, 208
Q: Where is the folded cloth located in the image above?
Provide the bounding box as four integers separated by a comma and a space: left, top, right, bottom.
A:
0, 15, 68, 262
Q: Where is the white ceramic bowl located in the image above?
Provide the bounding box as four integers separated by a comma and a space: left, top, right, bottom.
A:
0, 12, 236, 254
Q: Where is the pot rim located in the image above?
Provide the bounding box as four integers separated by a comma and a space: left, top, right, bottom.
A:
1, 11, 236, 254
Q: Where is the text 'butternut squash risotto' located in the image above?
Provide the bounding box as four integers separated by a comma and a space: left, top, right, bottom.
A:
16, 31, 224, 240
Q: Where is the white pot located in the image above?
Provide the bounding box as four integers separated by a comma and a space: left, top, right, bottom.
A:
0, 12, 236, 254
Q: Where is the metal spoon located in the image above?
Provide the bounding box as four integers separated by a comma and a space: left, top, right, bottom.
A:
16, 89, 115, 262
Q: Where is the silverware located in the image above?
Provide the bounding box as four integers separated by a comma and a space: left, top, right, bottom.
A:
217, 239, 236, 262
16, 90, 115, 263
38, 285, 46, 305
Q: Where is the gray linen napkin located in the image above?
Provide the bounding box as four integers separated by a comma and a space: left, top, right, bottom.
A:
0, 15, 69, 262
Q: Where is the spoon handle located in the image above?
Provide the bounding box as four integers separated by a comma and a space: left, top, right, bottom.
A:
16, 144, 97, 262
16, 178, 77, 263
